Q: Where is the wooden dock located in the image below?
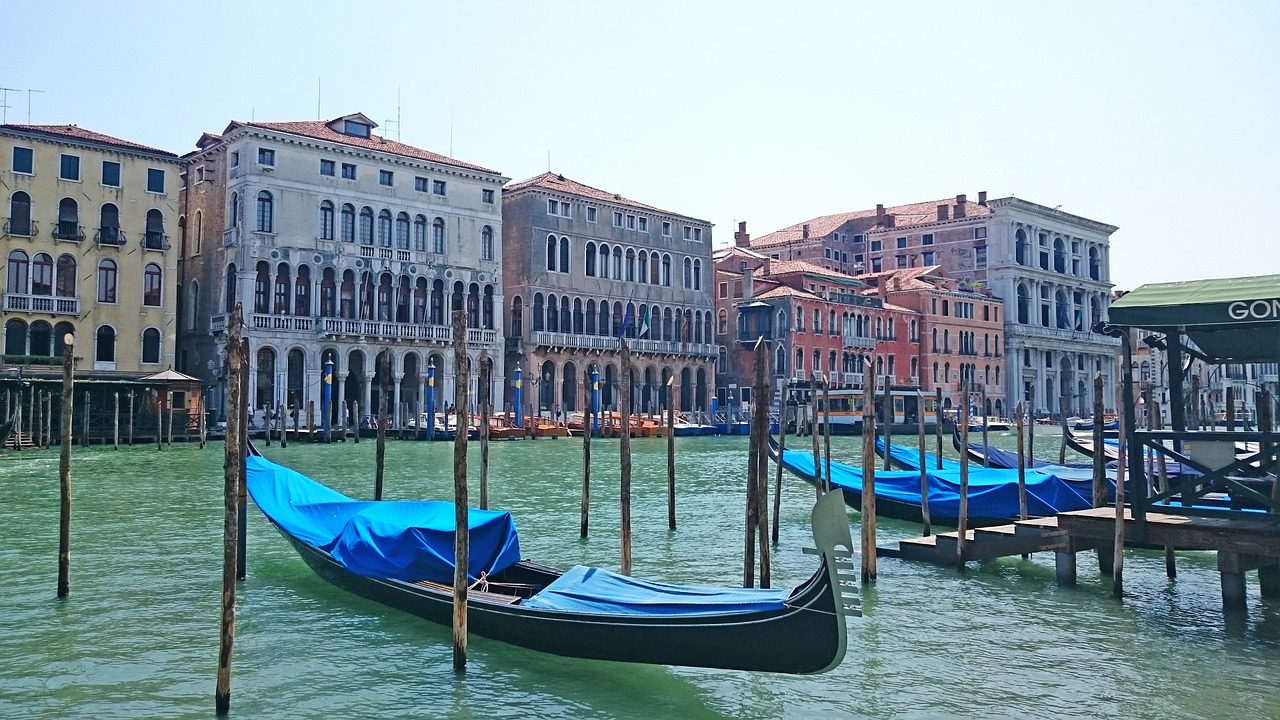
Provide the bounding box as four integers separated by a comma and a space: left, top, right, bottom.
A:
882, 508, 1280, 608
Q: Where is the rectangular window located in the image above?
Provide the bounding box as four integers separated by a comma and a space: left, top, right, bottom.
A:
482, 188, 495, 204
824, 248, 832, 259
147, 168, 165, 194
662, 221, 671, 237
683, 226, 692, 240
853, 234, 864, 243
257, 148, 275, 166
638, 217, 648, 232
586, 207, 597, 223
560, 201, 570, 216
626, 214, 636, 229
320, 159, 335, 176
432, 179, 447, 196
379, 170, 394, 186
896, 236, 907, 249
60, 154, 80, 181
12, 146, 33, 174
548, 199, 558, 215
869, 239, 882, 251
871, 258, 883, 272
896, 254, 907, 268
417, 177, 431, 192
341, 163, 356, 179
719, 282, 728, 299
975, 245, 988, 268
101, 161, 121, 187
343, 120, 371, 138
974, 226, 988, 239
230, 151, 239, 167
922, 233, 934, 245
922, 251, 935, 265
613, 211, 623, 227
693, 228, 703, 242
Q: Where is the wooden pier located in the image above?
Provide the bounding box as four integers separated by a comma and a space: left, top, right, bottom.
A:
882, 508, 1280, 608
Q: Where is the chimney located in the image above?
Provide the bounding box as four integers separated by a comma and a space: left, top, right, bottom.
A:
885, 214, 895, 228
937, 204, 949, 221
734, 220, 750, 247
802, 223, 810, 239
875, 203, 885, 226
877, 280, 888, 303
978, 190, 988, 206
742, 265, 754, 301
954, 194, 967, 218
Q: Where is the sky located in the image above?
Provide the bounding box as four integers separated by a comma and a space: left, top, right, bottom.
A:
4, 1, 1277, 290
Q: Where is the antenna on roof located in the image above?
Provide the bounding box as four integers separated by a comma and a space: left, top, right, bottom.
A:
383, 88, 402, 143
316, 78, 321, 120
0, 87, 17, 123
25, 88, 44, 123
547, 150, 551, 172
449, 107, 454, 156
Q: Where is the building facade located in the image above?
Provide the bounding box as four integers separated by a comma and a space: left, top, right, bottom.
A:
748, 192, 1118, 417
180, 113, 507, 424
3, 124, 181, 376
502, 173, 716, 416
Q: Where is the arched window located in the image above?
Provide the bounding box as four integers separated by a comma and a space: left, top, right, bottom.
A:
8, 191, 32, 235
30, 253, 53, 296
144, 209, 164, 249
626, 248, 636, 282
194, 209, 203, 254
96, 325, 117, 363
482, 226, 494, 261
56, 198, 80, 239
413, 215, 427, 251
585, 242, 597, 276
718, 309, 728, 335
97, 259, 118, 303
483, 285, 495, 330
683, 257, 692, 288
546, 294, 559, 332
254, 261, 271, 313
430, 279, 445, 324
187, 280, 200, 331
1017, 284, 1030, 324
7, 250, 29, 294
28, 321, 51, 357
467, 283, 481, 329
638, 251, 649, 284
432, 217, 445, 253
378, 209, 393, 247
572, 297, 584, 334
295, 265, 311, 316
1088, 247, 1101, 281
359, 206, 374, 245
56, 255, 76, 297
99, 203, 121, 245
143, 263, 163, 306
661, 254, 672, 286
340, 203, 356, 242
693, 259, 702, 291
532, 293, 544, 331
256, 191, 274, 233
612, 246, 622, 280
597, 244, 609, 277
275, 264, 292, 315
319, 201, 335, 240
1015, 228, 1028, 265
141, 327, 161, 364
4, 319, 27, 355
546, 234, 558, 271
229, 192, 239, 228
560, 236, 570, 273
396, 212, 410, 249
225, 263, 238, 313
585, 299, 596, 335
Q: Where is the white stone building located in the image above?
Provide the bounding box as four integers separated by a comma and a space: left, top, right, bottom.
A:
179, 113, 507, 425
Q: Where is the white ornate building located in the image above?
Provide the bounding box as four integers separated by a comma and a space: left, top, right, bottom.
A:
179, 113, 507, 424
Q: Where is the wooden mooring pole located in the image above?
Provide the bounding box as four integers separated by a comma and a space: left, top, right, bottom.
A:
236, 338, 249, 582
127, 392, 134, 446
772, 385, 788, 544
1112, 407, 1129, 598
917, 390, 931, 536
810, 393, 823, 496
1016, 402, 1027, 521
823, 377, 833, 490
882, 379, 891, 471
215, 306, 244, 716
620, 341, 634, 577
1092, 372, 1106, 509
57, 334, 74, 599
1058, 399, 1068, 465
667, 376, 677, 531
479, 358, 491, 510
861, 361, 877, 584
83, 392, 91, 449
351, 401, 359, 444
957, 380, 971, 569
580, 367, 591, 538
752, 339, 771, 588
935, 387, 943, 469
451, 310, 470, 673
376, 353, 389, 501
113, 392, 120, 449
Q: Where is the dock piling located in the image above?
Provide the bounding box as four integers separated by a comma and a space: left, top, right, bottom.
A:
581, 367, 591, 538
667, 376, 677, 531
619, 341, 633, 577
772, 385, 787, 544
113, 392, 119, 449
823, 377, 833, 489
57, 334, 74, 599
810, 392, 823, 496
1113, 399, 1129, 598
215, 307, 244, 716
917, 390, 931, 536
376, 352, 389, 501
861, 360, 877, 584
957, 381, 970, 569
752, 338, 771, 588
881, 379, 890, 472
935, 387, 943, 469
479, 358, 491, 511
451, 310, 470, 673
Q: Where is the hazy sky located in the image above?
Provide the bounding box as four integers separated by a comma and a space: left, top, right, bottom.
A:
4, 1, 1276, 289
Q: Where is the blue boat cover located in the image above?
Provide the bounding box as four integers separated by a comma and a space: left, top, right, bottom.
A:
246, 455, 522, 584
522, 564, 790, 615
781, 444, 1094, 520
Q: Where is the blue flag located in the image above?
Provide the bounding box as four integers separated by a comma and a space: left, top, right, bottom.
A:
618, 302, 635, 339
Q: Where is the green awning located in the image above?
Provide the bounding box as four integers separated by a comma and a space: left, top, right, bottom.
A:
1109, 274, 1280, 362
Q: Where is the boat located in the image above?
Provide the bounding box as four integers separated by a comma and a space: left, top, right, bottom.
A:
967, 417, 1011, 432
246, 445, 859, 674
0, 411, 15, 448
769, 436, 1094, 526
1070, 417, 1119, 432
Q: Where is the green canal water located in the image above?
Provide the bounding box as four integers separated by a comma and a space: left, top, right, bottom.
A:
3, 430, 1279, 719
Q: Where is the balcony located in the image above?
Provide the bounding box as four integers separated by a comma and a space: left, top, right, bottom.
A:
95, 227, 126, 247
52, 222, 85, 242
3, 218, 37, 237
142, 232, 168, 251
530, 331, 718, 357
318, 318, 498, 345
842, 334, 876, 350
210, 314, 227, 334
737, 330, 774, 344
222, 228, 240, 246
251, 314, 314, 332
4, 293, 81, 316
1008, 322, 1117, 345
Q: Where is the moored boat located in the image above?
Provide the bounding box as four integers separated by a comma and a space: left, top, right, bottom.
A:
247, 446, 859, 674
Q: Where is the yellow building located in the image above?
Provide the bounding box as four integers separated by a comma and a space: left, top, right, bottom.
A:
3, 124, 182, 376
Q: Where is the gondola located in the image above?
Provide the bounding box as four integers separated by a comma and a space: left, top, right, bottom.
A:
768, 437, 1093, 526
246, 445, 858, 675
0, 411, 15, 448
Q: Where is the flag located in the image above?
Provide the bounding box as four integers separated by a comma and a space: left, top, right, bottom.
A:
637, 305, 651, 338
617, 302, 635, 339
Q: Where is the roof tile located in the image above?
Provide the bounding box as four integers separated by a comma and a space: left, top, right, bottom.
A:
234, 119, 500, 175
2, 123, 177, 157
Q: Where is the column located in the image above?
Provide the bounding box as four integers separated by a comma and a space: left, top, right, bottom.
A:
392, 372, 403, 426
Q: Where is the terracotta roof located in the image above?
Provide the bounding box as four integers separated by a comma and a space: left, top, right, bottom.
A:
754, 285, 824, 302
766, 259, 862, 284
752, 197, 995, 247
856, 265, 949, 291
2, 124, 177, 157
506, 172, 706, 221
228, 118, 499, 175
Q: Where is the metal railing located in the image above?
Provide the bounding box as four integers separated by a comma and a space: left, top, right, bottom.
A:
142, 232, 168, 250
53, 222, 85, 241
96, 227, 125, 247
3, 218, 37, 236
